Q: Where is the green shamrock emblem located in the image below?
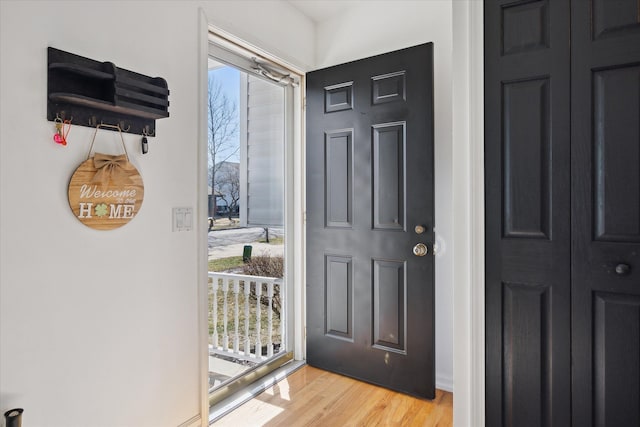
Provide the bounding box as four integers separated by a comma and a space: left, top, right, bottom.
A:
95, 203, 108, 217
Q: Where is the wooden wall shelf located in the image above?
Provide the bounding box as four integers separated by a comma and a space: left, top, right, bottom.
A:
47, 47, 169, 136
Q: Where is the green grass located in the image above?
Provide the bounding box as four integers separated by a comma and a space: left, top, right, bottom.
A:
259, 236, 284, 245
208, 256, 244, 272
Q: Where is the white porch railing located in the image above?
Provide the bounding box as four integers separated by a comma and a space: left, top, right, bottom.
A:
208, 272, 284, 362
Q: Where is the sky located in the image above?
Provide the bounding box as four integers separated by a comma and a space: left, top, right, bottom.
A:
208, 65, 240, 164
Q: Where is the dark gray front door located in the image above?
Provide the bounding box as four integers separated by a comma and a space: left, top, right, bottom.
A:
305, 44, 435, 399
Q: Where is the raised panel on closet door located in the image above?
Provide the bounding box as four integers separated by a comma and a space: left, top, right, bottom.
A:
592, 0, 640, 40
502, 77, 551, 240
593, 293, 640, 427
592, 65, 640, 242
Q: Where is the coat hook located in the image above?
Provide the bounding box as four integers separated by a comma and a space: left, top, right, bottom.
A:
118, 121, 131, 132
142, 126, 155, 137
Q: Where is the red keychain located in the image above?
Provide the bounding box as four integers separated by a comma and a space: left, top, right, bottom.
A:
53, 117, 71, 146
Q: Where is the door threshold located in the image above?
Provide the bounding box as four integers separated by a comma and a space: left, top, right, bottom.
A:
209, 359, 306, 424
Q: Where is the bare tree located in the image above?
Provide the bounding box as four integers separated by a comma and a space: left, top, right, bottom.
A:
216, 163, 240, 220
208, 75, 239, 216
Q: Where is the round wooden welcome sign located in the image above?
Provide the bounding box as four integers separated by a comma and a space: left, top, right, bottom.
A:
68, 153, 144, 230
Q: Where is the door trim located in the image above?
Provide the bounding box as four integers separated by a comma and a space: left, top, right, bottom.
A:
205, 26, 306, 362
198, 9, 210, 425
452, 0, 485, 425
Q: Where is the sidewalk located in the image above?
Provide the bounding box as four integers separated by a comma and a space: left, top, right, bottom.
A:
207, 225, 284, 260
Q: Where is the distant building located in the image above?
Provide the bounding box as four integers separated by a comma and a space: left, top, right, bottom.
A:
239, 74, 284, 227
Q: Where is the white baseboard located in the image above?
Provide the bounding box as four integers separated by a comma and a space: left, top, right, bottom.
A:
436, 374, 454, 393
178, 414, 201, 427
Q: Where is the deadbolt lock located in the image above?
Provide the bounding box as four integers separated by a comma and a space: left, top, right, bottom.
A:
414, 225, 426, 234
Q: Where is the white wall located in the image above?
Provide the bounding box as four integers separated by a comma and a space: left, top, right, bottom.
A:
0, 1, 313, 426
315, 0, 454, 391
205, 0, 315, 71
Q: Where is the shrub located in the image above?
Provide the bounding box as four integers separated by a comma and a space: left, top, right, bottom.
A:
241, 254, 283, 278
242, 253, 283, 316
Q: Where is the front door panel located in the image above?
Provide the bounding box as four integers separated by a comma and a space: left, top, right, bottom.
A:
306, 44, 435, 399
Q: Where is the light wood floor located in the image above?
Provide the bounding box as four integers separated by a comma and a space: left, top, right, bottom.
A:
214, 365, 453, 426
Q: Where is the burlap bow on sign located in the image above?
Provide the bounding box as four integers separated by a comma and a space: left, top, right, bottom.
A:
91, 153, 134, 186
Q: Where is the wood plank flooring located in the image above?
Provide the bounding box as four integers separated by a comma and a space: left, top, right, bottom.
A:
214, 365, 453, 426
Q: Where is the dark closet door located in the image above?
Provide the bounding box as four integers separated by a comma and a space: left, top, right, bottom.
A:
485, 1, 571, 426
571, 2, 640, 426
487, 0, 640, 425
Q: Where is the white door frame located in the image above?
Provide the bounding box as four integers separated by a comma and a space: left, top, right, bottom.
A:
452, 1, 485, 426
197, 12, 306, 425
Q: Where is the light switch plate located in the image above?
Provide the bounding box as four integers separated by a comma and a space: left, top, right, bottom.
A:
172, 207, 193, 232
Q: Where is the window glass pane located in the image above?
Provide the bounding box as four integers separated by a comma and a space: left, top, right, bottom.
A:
206, 59, 286, 392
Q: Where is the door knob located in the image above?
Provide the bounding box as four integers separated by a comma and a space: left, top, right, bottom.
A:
615, 263, 631, 276
413, 243, 428, 257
